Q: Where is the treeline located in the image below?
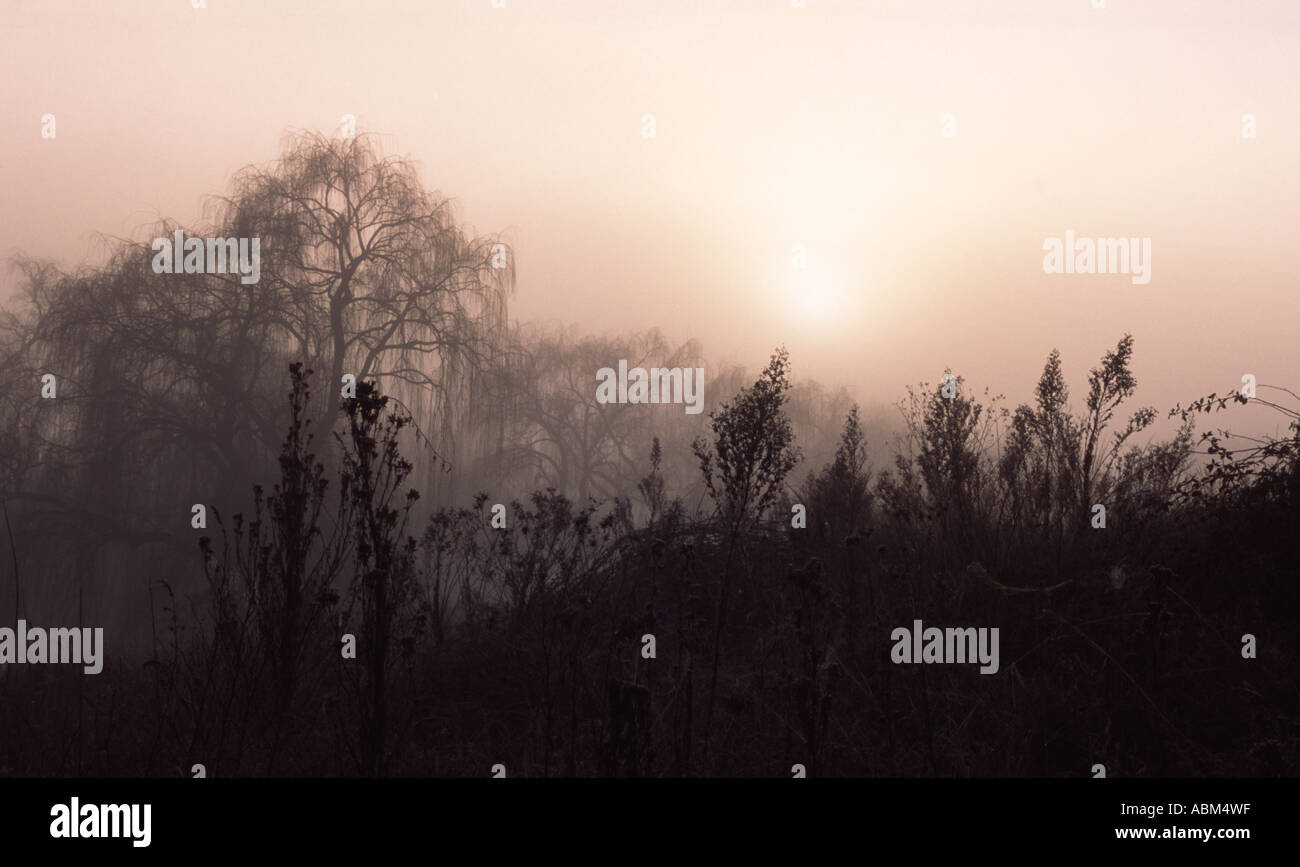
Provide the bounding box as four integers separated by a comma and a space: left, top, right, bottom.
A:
0, 337, 1294, 776
0, 131, 1295, 777
0, 131, 874, 652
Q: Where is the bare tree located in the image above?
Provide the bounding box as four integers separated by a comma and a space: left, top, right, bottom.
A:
221, 131, 515, 494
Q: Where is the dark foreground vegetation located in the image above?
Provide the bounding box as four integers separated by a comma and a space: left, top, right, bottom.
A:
0, 133, 1295, 777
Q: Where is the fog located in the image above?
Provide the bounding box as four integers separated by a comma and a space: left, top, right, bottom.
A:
0, 1, 1296, 781
4, 0, 1297, 432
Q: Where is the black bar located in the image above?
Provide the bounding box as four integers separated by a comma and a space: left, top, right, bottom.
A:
0, 778, 1283, 855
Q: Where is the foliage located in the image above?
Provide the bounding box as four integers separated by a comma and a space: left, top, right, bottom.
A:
692, 347, 802, 533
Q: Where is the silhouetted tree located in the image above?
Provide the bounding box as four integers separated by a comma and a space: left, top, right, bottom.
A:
693, 346, 802, 534
801, 405, 873, 542
692, 346, 801, 754
337, 378, 422, 777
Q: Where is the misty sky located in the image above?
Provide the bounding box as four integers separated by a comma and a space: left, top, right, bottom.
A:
3, 0, 1297, 438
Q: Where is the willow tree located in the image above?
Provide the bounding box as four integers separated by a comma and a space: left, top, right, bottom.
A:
0, 130, 517, 629
217, 130, 515, 499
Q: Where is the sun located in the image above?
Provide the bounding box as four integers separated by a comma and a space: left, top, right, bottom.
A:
801, 286, 833, 318
792, 270, 840, 321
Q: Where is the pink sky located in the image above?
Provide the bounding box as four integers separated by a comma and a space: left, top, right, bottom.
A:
2, 0, 1297, 436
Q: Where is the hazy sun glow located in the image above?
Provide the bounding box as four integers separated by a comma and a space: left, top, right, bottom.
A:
792, 270, 840, 322
2, 0, 1296, 422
